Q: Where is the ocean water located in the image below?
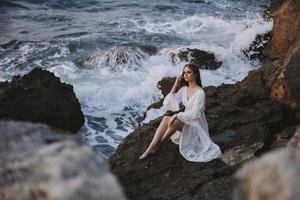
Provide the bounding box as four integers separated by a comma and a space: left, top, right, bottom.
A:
0, 0, 272, 158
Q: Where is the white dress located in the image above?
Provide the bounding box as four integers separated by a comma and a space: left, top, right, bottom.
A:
163, 86, 222, 162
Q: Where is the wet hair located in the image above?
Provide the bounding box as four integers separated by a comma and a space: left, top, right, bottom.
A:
177, 63, 202, 91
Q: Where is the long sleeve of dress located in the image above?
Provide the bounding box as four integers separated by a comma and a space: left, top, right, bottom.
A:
163, 86, 184, 112
177, 90, 205, 125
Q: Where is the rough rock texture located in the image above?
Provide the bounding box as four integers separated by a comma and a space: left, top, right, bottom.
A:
265, 42, 300, 110
233, 127, 300, 200
109, 122, 235, 200
263, 0, 300, 120
0, 68, 84, 133
0, 121, 126, 200
157, 77, 178, 97
270, 0, 300, 59
243, 32, 271, 62
169, 48, 222, 70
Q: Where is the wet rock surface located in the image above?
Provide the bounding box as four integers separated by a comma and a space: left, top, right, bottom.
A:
243, 32, 271, 62
169, 48, 222, 70
0, 68, 84, 133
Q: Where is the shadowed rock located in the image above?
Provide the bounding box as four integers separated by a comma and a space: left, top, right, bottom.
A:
243, 32, 271, 62
109, 121, 235, 200
0, 121, 126, 200
0, 68, 84, 133
233, 126, 300, 200
169, 48, 222, 70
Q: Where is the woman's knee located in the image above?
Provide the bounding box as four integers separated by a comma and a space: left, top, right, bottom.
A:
162, 116, 170, 122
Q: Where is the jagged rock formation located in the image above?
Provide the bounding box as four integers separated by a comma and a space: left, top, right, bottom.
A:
169, 48, 222, 70
0, 68, 84, 133
109, 121, 234, 200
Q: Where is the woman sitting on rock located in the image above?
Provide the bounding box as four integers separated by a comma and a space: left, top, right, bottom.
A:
139, 63, 222, 162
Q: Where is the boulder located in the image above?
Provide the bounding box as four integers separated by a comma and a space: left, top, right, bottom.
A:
109, 122, 234, 200
0, 121, 126, 200
270, 0, 300, 59
169, 48, 222, 70
265, 42, 300, 111
0, 68, 84, 133
263, 0, 300, 121
233, 126, 300, 200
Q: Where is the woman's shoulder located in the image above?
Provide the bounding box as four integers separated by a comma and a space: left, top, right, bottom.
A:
197, 87, 205, 96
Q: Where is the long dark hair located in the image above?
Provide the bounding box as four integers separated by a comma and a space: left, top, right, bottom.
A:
177, 63, 202, 91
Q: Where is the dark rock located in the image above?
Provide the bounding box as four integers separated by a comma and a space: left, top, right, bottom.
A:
169, 48, 222, 70
0, 68, 84, 133
157, 77, 176, 97
243, 32, 271, 62
270, 0, 286, 12
0, 121, 126, 200
109, 123, 234, 200
269, 125, 296, 149
146, 99, 164, 111
263, 0, 286, 20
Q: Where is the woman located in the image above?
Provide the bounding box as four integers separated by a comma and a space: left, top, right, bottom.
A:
139, 63, 222, 162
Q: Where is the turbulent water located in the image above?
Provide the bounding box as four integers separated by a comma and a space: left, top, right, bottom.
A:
0, 0, 272, 158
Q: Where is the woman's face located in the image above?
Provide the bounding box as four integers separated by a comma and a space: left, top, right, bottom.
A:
183, 66, 196, 82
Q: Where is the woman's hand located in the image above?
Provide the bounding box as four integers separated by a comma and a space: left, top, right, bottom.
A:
174, 76, 183, 86
171, 76, 183, 94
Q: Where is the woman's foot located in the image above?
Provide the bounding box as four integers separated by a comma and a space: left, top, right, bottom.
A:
139, 145, 159, 160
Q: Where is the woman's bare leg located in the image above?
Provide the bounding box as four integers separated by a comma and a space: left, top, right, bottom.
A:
139, 116, 170, 160
160, 119, 184, 142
